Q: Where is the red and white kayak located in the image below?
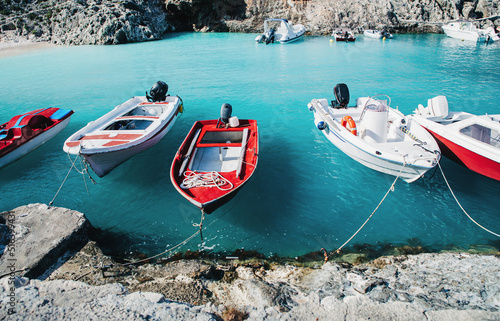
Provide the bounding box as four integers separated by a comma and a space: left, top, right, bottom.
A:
412, 96, 500, 181
0, 107, 74, 169
170, 104, 258, 214
63, 81, 183, 177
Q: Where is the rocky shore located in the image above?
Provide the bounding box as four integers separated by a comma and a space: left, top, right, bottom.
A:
1, 204, 499, 320
1, 0, 499, 45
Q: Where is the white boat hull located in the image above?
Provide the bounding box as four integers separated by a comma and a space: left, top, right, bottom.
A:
81, 116, 178, 177
309, 98, 440, 183
0, 116, 71, 169
442, 22, 499, 42
64, 95, 182, 177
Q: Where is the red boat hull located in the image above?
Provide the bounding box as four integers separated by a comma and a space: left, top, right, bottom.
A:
170, 119, 258, 213
427, 129, 500, 181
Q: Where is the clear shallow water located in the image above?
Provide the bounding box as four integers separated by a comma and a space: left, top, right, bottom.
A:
1, 33, 499, 257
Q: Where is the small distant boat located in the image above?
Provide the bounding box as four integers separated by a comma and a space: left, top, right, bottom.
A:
411, 96, 500, 181
332, 28, 356, 42
255, 18, 305, 44
170, 104, 258, 214
308, 83, 440, 183
442, 21, 499, 42
364, 29, 393, 39
63, 81, 183, 177
0, 107, 74, 169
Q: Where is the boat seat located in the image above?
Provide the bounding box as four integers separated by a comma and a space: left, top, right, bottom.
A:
50, 108, 72, 120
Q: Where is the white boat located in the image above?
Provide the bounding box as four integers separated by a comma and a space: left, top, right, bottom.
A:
332, 28, 356, 42
364, 29, 393, 39
307, 83, 441, 183
255, 18, 305, 44
411, 96, 500, 181
442, 21, 499, 42
63, 81, 183, 177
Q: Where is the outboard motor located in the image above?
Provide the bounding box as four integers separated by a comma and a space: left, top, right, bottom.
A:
219, 103, 232, 127
147, 81, 168, 102
331, 83, 350, 108
265, 28, 275, 45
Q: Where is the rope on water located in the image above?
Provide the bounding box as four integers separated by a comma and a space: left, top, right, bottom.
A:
328, 162, 406, 258
438, 162, 500, 238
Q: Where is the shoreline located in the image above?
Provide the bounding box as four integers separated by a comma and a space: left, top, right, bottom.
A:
0, 39, 55, 58
1, 203, 499, 319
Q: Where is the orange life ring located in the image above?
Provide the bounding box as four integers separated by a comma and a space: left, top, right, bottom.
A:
341, 116, 357, 136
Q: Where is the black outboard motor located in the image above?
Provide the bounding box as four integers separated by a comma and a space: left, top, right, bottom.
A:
146, 81, 168, 102
219, 103, 232, 127
265, 28, 275, 45
331, 83, 350, 108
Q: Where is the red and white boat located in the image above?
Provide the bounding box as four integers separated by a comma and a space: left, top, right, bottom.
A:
63, 81, 183, 177
170, 104, 258, 214
412, 96, 500, 181
0, 107, 74, 169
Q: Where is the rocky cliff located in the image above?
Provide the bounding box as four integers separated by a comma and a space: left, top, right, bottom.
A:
0, 0, 499, 45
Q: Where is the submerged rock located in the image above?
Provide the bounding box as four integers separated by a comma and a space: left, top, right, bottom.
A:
0, 203, 89, 279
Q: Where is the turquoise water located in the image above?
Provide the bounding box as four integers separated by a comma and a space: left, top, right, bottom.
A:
1, 33, 499, 257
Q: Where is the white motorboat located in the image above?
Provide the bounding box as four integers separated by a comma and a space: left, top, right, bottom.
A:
411, 96, 500, 181
255, 18, 305, 44
308, 83, 440, 183
442, 21, 499, 42
63, 81, 183, 177
332, 28, 356, 42
364, 29, 393, 39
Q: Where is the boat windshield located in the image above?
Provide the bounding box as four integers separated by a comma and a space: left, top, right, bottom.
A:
104, 119, 153, 131
200, 131, 243, 144
459, 124, 500, 149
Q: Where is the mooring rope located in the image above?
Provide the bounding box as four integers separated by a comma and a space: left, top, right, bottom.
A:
48, 153, 81, 207
438, 162, 500, 238
329, 162, 406, 258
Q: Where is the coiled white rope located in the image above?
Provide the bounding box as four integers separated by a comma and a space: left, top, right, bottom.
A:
438, 162, 500, 238
180, 170, 233, 190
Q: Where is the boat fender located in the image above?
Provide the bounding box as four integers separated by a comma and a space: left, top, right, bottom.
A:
317, 121, 327, 130
341, 116, 357, 135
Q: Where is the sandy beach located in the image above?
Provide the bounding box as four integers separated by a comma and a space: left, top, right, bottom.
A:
0, 37, 55, 58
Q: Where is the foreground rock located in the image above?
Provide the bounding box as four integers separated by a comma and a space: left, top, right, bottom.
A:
0, 203, 89, 278
2, 244, 499, 320
0, 204, 498, 320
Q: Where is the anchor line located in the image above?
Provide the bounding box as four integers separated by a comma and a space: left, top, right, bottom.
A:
327, 161, 407, 259
438, 162, 500, 238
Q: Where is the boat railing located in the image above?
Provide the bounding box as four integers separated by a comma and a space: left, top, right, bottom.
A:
359, 94, 391, 123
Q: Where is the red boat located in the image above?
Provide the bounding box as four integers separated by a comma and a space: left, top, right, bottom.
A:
412, 96, 500, 181
0, 107, 74, 169
170, 104, 258, 214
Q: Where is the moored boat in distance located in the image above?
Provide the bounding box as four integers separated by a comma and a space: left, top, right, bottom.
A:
170, 103, 258, 214
411, 96, 500, 181
308, 83, 440, 183
364, 29, 393, 39
332, 28, 356, 42
63, 81, 183, 177
0, 107, 74, 169
442, 21, 499, 43
255, 18, 305, 44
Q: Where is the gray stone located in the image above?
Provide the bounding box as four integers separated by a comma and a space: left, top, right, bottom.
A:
0, 204, 89, 279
